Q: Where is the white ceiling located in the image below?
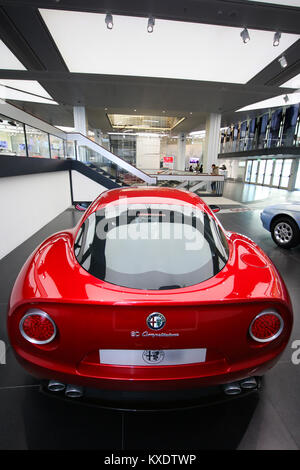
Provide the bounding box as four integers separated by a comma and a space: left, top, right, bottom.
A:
280, 73, 300, 88
40, 9, 299, 85
236, 91, 300, 111
0, 85, 57, 104
249, 0, 300, 7
0, 80, 54, 99
0, 40, 26, 70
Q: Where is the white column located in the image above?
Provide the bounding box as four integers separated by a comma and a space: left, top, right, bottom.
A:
176, 132, 186, 171
73, 106, 88, 136
203, 113, 221, 173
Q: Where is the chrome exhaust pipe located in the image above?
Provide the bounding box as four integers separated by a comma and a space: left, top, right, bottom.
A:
48, 380, 65, 392
240, 377, 257, 390
65, 384, 83, 398
223, 382, 242, 396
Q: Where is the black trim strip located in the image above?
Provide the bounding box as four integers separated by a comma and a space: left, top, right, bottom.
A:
0, 155, 121, 190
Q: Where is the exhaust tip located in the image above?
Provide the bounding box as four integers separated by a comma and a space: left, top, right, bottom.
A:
223, 382, 242, 396
65, 384, 84, 398
48, 380, 65, 392
240, 377, 257, 390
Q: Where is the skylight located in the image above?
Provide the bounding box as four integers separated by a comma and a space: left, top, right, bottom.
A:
107, 114, 185, 131
0, 40, 26, 70
40, 9, 299, 84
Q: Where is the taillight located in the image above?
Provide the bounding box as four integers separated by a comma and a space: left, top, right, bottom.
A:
19, 308, 57, 344
249, 311, 283, 343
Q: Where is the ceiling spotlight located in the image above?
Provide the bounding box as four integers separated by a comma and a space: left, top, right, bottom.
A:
105, 13, 113, 30
240, 28, 250, 44
278, 55, 288, 68
283, 94, 289, 103
273, 31, 281, 47
147, 17, 155, 33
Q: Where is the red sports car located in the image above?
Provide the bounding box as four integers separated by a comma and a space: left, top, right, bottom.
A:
7, 187, 293, 408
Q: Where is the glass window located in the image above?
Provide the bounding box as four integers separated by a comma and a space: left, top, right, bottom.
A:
272, 159, 283, 187
75, 203, 229, 290
246, 119, 256, 150
250, 160, 258, 183
267, 109, 282, 148
257, 114, 269, 149
25, 125, 50, 158
49, 134, 64, 159
280, 159, 292, 189
264, 160, 274, 185
65, 140, 76, 159
257, 160, 266, 185
245, 160, 252, 182
239, 121, 247, 151
282, 105, 299, 147
0, 115, 26, 156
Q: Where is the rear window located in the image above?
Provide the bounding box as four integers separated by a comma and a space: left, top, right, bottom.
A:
74, 203, 229, 290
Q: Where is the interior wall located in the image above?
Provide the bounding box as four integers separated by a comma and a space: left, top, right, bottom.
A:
0, 171, 71, 260
221, 159, 245, 180
71, 170, 108, 201
136, 136, 161, 170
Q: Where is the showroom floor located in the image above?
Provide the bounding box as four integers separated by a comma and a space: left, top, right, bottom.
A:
0, 181, 299, 450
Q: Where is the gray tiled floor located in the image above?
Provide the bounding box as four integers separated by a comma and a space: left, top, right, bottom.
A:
0, 183, 299, 449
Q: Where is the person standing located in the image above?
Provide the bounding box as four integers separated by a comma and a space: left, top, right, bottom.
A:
211, 163, 219, 192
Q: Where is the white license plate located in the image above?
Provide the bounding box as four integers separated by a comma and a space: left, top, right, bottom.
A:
99, 348, 206, 366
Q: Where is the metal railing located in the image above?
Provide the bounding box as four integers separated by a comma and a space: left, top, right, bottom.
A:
67, 133, 156, 185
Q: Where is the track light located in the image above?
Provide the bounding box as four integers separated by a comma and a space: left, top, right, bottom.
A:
105, 13, 113, 30
147, 17, 155, 33
240, 28, 250, 44
273, 31, 281, 47
278, 55, 287, 68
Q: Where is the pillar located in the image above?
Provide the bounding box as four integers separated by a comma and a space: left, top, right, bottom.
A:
176, 132, 186, 171
73, 106, 88, 136
203, 113, 221, 173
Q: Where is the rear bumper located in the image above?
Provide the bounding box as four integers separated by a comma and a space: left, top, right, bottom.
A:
14, 346, 282, 392
40, 379, 262, 411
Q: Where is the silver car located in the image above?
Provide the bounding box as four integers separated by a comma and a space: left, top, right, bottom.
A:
260, 202, 300, 249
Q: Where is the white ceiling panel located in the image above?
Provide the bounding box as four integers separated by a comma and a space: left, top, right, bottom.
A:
0, 85, 57, 104
236, 91, 300, 111
249, 1, 300, 7
0, 40, 26, 70
0, 80, 53, 99
280, 73, 300, 88
40, 9, 299, 84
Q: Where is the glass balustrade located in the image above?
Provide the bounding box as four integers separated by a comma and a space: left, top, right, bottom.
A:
219, 104, 300, 154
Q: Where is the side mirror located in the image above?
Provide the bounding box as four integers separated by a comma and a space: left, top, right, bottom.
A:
209, 204, 221, 213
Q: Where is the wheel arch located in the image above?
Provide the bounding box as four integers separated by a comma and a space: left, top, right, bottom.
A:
270, 212, 297, 229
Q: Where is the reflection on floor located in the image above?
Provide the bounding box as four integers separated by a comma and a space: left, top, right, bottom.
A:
0, 182, 299, 449
223, 180, 300, 207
